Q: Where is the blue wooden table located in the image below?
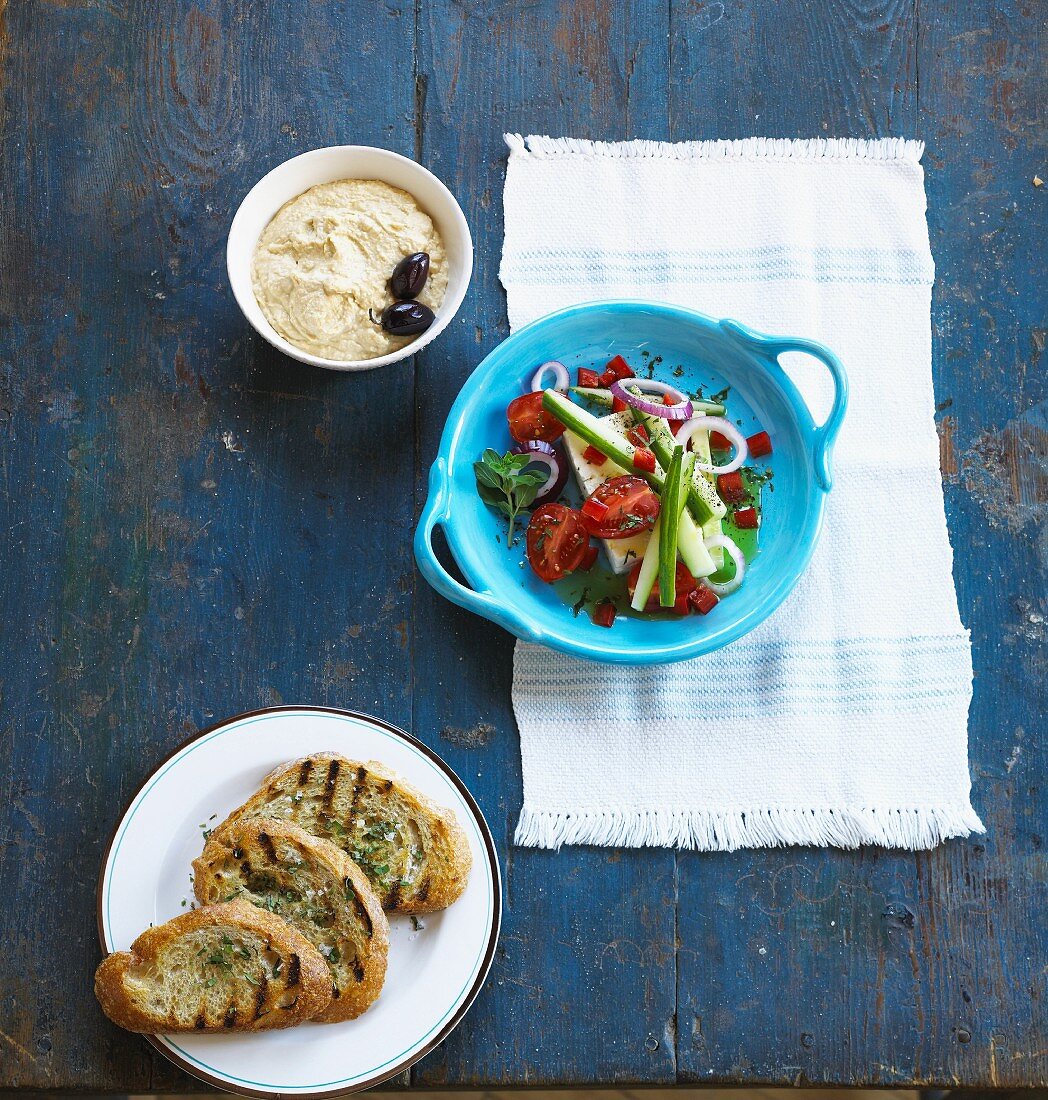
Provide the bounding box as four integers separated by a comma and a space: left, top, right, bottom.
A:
1, 0, 1044, 1092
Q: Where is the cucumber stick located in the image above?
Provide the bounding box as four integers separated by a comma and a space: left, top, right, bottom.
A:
569, 386, 613, 407
658, 449, 695, 605
689, 415, 725, 567
702, 515, 724, 570
630, 514, 662, 611
543, 390, 665, 490
633, 409, 725, 524
679, 511, 716, 578
657, 449, 684, 606
687, 417, 728, 519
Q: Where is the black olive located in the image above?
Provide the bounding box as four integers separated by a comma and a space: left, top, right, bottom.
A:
379, 300, 435, 336
390, 252, 430, 300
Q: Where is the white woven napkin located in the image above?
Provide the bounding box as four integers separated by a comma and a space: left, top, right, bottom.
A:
502, 135, 983, 851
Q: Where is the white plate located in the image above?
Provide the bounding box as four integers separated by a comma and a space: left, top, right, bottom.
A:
97, 707, 501, 1098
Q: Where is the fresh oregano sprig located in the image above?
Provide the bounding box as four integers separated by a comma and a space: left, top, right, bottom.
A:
474, 448, 548, 545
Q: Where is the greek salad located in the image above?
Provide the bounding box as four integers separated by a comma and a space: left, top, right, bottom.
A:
473, 354, 773, 628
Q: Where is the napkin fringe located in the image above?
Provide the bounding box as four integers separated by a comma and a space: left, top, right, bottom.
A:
505, 133, 925, 164
515, 803, 984, 852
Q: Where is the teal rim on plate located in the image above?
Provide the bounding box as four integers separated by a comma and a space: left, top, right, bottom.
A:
415, 300, 847, 664
96, 707, 502, 1099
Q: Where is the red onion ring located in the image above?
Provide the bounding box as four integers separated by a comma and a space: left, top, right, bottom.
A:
702, 533, 746, 595
609, 378, 693, 420
530, 360, 570, 393
675, 416, 748, 474
512, 440, 567, 505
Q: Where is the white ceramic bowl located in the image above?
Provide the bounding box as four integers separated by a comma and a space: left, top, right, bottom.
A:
227, 146, 473, 372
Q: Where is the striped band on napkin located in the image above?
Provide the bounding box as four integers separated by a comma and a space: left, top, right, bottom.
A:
502, 135, 983, 852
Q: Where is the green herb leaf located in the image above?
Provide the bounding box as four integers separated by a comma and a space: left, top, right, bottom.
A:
473, 462, 502, 489
474, 449, 551, 546
515, 480, 540, 509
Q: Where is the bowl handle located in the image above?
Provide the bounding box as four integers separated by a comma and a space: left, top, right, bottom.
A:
414, 458, 543, 643
720, 320, 848, 492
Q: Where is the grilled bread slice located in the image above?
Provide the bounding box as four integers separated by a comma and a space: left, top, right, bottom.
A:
193, 818, 389, 1022
94, 899, 332, 1032
211, 754, 472, 912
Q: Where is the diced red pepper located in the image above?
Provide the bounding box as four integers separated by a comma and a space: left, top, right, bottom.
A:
581, 496, 610, 525
669, 419, 683, 437
611, 394, 628, 413
709, 431, 733, 451
580, 543, 599, 571
688, 585, 719, 615
717, 470, 746, 503
747, 430, 773, 457
626, 423, 649, 447
677, 562, 697, 592
663, 394, 676, 406
632, 447, 657, 473
577, 367, 601, 389
734, 506, 759, 529
583, 444, 608, 466
592, 599, 617, 628
598, 369, 615, 387
674, 590, 693, 616
604, 354, 635, 380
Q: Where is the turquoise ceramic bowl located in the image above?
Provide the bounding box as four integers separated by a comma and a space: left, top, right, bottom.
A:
415, 301, 847, 665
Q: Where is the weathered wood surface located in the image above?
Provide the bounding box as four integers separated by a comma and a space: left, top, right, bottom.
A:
0, 0, 1043, 1091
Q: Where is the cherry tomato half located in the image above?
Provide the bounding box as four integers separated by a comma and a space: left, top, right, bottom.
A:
627, 560, 698, 612
525, 503, 589, 583
507, 392, 565, 443
580, 476, 660, 539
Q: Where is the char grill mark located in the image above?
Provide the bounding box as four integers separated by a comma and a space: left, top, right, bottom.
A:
224, 1003, 238, 1028
286, 953, 301, 987
385, 881, 402, 910
232, 846, 243, 860
323, 759, 341, 811
352, 959, 365, 982
258, 831, 278, 864
332, 983, 341, 998
383, 779, 394, 793
346, 765, 367, 827
253, 973, 268, 1019
194, 1013, 206, 1029
415, 876, 431, 904
298, 758, 314, 787
344, 876, 373, 936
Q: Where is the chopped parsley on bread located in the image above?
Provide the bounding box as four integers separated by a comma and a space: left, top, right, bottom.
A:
94, 899, 332, 1032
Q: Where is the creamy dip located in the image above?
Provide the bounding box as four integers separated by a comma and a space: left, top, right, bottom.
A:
252, 178, 448, 361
